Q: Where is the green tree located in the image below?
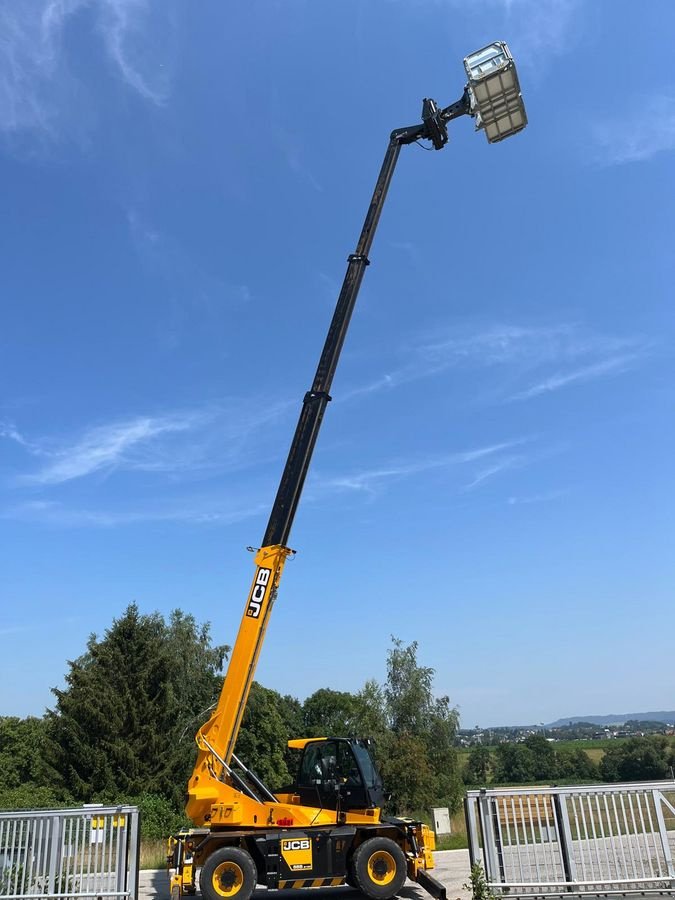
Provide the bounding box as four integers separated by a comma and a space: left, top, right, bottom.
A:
385, 639, 435, 734
600, 737, 671, 782
121, 792, 186, 839
0, 716, 49, 789
352, 680, 388, 743
237, 683, 293, 789
379, 732, 436, 814
275, 693, 304, 776
465, 745, 492, 784
45, 604, 227, 805
0, 784, 69, 811
556, 747, 598, 781
427, 694, 461, 807
522, 735, 557, 780
379, 639, 462, 814
494, 742, 535, 783
303, 689, 359, 737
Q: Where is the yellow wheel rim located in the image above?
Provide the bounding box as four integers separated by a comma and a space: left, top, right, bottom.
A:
212, 861, 244, 897
367, 850, 397, 886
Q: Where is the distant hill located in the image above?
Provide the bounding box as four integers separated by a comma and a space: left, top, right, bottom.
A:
546, 711, 675, 728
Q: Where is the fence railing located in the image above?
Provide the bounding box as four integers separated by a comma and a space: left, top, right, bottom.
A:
465, 781, 675, 897
0, 806, 140, 900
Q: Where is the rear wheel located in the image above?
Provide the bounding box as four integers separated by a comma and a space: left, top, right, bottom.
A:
200, 847, 257, 900
352, 837, 407, 900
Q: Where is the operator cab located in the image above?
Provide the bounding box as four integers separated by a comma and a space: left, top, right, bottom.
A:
288, 737, 386, 811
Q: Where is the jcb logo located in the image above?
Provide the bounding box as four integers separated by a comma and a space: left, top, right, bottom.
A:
246, 567, 271, 618
281, 840, 310, 851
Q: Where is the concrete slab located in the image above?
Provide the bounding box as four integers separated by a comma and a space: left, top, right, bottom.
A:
140, 850, 472, 900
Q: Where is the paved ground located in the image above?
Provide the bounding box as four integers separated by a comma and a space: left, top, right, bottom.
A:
140, 850, 472, 900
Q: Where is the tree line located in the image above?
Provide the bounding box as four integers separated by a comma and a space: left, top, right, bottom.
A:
0, 604, 463, 837
464, 733, 675, 785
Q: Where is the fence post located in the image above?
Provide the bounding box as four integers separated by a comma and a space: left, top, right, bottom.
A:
654, 791, 675, 882
46, 814, 62, 897
553, 793, 577, 889
464, 796, 478, 869
478, 790, 501, 885
127, 808, 141, 900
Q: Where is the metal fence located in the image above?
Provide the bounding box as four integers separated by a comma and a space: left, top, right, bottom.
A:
0, 806, 140, 900
465, 781, 675, 897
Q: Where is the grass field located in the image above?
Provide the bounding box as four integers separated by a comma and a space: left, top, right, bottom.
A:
435, 809, 470, 849
140, 839, 168, 870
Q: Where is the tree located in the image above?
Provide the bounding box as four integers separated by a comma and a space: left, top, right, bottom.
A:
0, 716, 49, 789
600, 737, 672, 782
352, 680, 388, 742
522, 735, 557, 780
465, 746, 492, 784
45, 604, 227, 805
380, 732, 436, 814
557, 747, 598, 781
275, 693, 305, 776
379, 639, 462, 814
303, 689, 360, 737
385, 639, 435, 734
494, 742, 535, 783
237, 684, 293, 789
426, 694, 462, 807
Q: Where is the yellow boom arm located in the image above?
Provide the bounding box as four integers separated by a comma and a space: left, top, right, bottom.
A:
186, 544, 292, 824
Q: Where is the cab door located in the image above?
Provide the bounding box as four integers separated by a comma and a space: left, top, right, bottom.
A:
295, 740, 368, 810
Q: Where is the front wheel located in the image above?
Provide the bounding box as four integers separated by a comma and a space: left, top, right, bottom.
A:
200, 847, 257, 900
351, 837, 407, 900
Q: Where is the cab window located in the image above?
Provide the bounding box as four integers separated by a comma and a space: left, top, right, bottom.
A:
297, 741, 361, 786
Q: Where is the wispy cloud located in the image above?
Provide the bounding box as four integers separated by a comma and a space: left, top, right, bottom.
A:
463, 455, 524, 491
314, 437, 530, 496
0, 421, 42, 453
510, 354, 638, 401
1, 497, 269, 528
342, 324, 553, 400
591, 95, 675, 165
461, 441, 569, 491
344, 323, 648, 404
3, 399, 291, 488
0, 1, 174, 141
20, 413, 198, 485
96, 0, 173, 106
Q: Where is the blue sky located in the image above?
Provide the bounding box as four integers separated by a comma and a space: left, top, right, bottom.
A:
1, 0, 674, 728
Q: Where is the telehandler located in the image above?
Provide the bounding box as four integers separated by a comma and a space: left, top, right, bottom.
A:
168, 42, 526, 900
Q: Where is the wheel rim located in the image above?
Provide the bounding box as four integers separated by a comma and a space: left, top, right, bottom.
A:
367, 849, 397, 886
212, 861, 244, 897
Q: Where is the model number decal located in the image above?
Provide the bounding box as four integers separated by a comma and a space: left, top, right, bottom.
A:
246, 567, 271, 618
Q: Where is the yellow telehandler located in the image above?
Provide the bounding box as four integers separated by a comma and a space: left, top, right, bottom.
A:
168, 41, 526, 900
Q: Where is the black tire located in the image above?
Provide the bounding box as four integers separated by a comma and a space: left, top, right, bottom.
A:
200, 846, 257, 900
351, 837, 407, 900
